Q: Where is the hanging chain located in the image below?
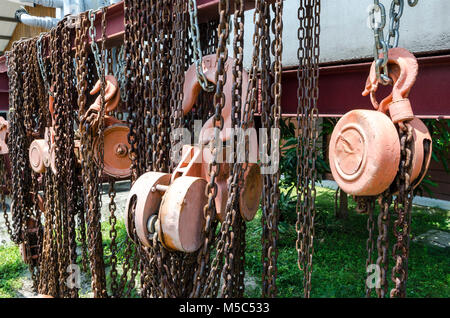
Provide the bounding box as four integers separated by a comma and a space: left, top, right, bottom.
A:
369, 0, 419, 85
36, 33, 54, 97
190, 0, 230, 298
188, 0, 215, 92
390, 121, 414, 298
77, 9, 108, 298
8, 40, 28, 245
376, 191, 391, 297
88, 10, 104, 79
355, 197, 377, 297
61, 18, 79, 298
296, 0, 321, 299
220, 0, 246, 298
260, 0, 283, 298
0, 156, 13, 239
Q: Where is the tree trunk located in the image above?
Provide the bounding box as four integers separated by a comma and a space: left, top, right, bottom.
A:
335, 188, 349, 219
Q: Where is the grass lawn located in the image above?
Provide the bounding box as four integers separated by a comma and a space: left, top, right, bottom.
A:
244, 187, 450, 298
0, 186, 448, 298
0, 245, 27, 298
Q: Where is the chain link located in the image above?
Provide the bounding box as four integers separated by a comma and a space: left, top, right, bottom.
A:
369, 0, 419, 85
188, 0, 215, 92
296, 0, 321, 298
390, 121, 414, 298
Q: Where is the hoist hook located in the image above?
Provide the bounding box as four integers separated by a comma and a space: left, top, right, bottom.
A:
362, 47, 418, 122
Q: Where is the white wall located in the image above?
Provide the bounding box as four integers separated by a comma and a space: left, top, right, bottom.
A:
238, 0, 450, 67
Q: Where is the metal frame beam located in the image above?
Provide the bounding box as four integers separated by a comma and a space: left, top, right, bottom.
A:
0, 0, 449, 118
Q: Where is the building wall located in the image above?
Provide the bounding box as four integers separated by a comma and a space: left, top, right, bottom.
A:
239, 0, 450, 67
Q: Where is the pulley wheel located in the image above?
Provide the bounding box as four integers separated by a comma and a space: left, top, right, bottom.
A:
159, 176, 208, 253
94, 125, 132, 179
329, 109, 400, 196
239, 164, 263, 221
29, 139, 49, 173
125, 172, 171, 247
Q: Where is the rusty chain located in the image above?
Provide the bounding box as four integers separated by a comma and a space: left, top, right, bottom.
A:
296, 0, 321, 298
390, 121, 414, 298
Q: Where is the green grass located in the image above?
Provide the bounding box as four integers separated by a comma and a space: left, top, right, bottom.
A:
244, 187, 450, 298
0, 244, 27, 298
1, 186, 448, 298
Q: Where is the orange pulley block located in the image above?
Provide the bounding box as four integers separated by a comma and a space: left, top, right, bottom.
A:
0, 116, 9, 156
126, 54, 263, 253
29, 76, 131, 179
329, 48, 432, 196
29, 92, 60, 175
29, 127, 53, 174
85, 75, 132, 179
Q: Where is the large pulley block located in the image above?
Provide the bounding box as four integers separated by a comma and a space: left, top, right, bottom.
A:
125, 171, 208, 253
329, 48, 432, 196
85, 75, 132, 179
126, 54, 263, 253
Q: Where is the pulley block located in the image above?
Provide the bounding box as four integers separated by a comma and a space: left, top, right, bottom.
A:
329, 48, 432, 196
126, 55, 263, 253
93, 124, 132, 179
29, 139, 51, 174
29, 127, 53, 174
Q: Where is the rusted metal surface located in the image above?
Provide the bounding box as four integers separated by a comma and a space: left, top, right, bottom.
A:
81, 75, 131, 179
183, 54, 250, 144
97, 125, 131, 179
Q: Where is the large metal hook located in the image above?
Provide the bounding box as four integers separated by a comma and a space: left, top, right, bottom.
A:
362, 47, 418, 122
